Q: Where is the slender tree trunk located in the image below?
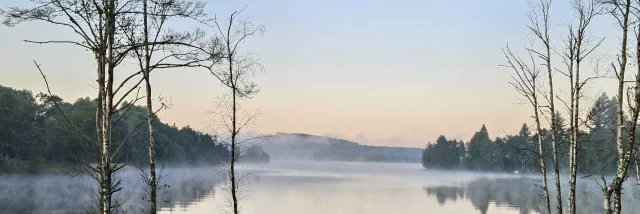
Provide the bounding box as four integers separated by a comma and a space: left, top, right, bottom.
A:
550, 113, 562, 214
568, 96, 578, 214
607, 1, 631, 213
613, 21, 640, 214
141, 0, 157, 212
229, 40, 239, 214
101, 1, 116, 213
614, 187, 623, 213
231, 90, 238, 214
145, 73, 157, 214
569, 49, 581, 214
567, 41, 576, 214
534, 94, 552, 214
95, 4, 107, 213
549, 71, 563, 214
97, 53, 107, 214
634, 22, 640, 186
635, 157, 640, 184
604, 188, 612, 214
543, 13, 563, 213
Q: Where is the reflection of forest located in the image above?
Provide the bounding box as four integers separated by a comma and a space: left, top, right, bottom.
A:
424, 177, 640, 214
0, 168, 221, 214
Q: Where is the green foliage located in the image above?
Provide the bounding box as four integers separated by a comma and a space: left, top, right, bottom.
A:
466, 125, 496, 170
422, 93, 626, 175
422, 135, 464, 169
0, 85, 229, 171
0, 86, 44, 168
579, 94, 618, 174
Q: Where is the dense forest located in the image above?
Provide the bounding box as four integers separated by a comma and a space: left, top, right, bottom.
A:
263, 133, 422, 163
422, 93, 623, 174
0, 84, 238, 172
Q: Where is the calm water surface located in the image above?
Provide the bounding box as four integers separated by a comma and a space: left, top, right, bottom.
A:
158, 161, 640, 214
3, 161, 639, 214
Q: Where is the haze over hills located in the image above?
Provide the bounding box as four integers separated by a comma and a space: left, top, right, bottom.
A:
258, 132, 422, 163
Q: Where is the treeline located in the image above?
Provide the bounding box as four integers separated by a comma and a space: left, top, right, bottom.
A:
262, 133, 422, 162
422, 93, 622, 174
0, 85, 230, 171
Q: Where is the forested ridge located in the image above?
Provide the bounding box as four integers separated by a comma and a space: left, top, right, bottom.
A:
263, 132, 422, 162
422, 93, 623, 174
0, 84, 230, 172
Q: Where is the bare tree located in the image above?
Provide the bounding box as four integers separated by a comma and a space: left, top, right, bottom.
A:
630, 0, 640, 188
553, 1, 603, 213
204, 10, 265, 214
599, 0, 635, 213
526, 1, 564, 213
503, 46, 552, 214
1, 1, 162, 213
120, 0, 212, 212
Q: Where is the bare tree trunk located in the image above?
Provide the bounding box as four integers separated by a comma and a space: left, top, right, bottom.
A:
606, 1, 631, 213
102, 1, 116, 212
568, 51, 576, 214
634, 22, 640, 186
635, 157, 640, 184
231, 88, 238, 214
228, 27, 239, 214
535, 107, 552, 214
568, 48, 580, 214
604, 188, 612, 214
528, 1, 562, 212
205, 11, 264, 214
614, 188, 622, 213
503, 45, 552, 214
568, 15, 584, 214
142, 0, 157, 212
540, 2, 563, 211
97, 53, 108, 214
145, 79, 157, 214
2, 0, 170, 213
613, 21, 640, 213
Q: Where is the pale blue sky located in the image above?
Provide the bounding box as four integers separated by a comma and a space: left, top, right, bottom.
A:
0, 0, 621, 147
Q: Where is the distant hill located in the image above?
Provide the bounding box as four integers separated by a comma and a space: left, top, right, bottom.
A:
260, 133, 422, 163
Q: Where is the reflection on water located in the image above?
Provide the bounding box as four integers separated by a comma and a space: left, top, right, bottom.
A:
0, 167, 221, 214
4, 162, 640, 214
160, 161, 640, 214
158, 161, 538, 214
425, 177, 640, 214
152, 168, 220, 213
425, 178, 545, 214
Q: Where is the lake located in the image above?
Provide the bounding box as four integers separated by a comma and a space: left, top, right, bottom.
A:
158, 161, 640, 214
2, 161, 640, 214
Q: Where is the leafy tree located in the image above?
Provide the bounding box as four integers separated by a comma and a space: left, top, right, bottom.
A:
466, 125, 493, 171
0, 85, 233, 172
422, 136, 464, 169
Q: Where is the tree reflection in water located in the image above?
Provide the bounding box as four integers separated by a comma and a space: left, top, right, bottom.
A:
0, 167, 221, 214
425, 177, 640, 214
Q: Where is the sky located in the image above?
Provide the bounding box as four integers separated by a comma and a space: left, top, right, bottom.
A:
0, 0, 624, 148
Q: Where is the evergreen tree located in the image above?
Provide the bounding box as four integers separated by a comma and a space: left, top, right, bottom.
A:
467, 125, 493, 170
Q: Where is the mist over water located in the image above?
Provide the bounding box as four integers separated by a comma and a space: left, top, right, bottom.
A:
162, 161, 640, 214
0, 167, 222, 214
3, 161, 640, 214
